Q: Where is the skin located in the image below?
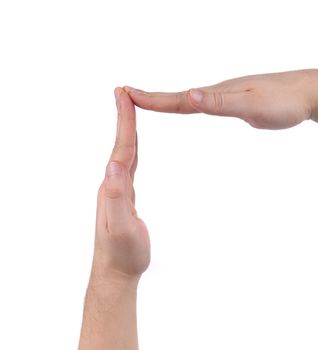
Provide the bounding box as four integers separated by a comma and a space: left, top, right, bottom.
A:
123, 69, 318, 129
78, 87, 150, 350
78, 69, 318, 349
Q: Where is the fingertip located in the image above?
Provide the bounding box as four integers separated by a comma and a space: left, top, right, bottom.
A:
123, 85, 147, 96
123, 85, 135, 93
119, 89, 136, 111
114, 87, 123, 102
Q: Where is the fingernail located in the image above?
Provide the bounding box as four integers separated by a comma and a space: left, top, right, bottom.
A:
124, 86, 145, 94
106, 161, 122, 176
189, 89, 204, 103
123, 86, 135, 93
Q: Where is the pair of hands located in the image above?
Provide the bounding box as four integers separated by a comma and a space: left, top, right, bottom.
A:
91, 69, 318, 284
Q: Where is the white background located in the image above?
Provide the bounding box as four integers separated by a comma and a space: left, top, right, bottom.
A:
0, 0, 318, 349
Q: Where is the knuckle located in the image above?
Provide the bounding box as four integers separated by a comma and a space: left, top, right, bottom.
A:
105, 184, 124, 199
174, 93, 182, 113
210, 91, 224, 115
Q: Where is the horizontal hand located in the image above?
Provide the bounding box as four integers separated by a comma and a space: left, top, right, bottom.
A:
124, 69, 318, 130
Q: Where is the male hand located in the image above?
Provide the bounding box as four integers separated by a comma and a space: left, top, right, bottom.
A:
79, 88, 149, 350
91, 87, 150, 284
124, 69, 318, 130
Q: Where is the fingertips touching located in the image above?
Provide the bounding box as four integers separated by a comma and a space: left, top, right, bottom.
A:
115, 86, 136, 116
123, 86, 147, 95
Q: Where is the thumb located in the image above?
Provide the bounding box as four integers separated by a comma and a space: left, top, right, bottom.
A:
104, 161, 132, 233
188, 88, 253, 119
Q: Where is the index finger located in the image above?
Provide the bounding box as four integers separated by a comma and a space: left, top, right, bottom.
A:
110, 87, 136, 171
123, 79, 248, 114
123, 86, 196, 114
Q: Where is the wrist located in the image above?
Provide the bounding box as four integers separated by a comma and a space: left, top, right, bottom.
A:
88, 269, 140, 292
88, 254, 141, 293
80, 260, 139, 350
85, 271, 139, 314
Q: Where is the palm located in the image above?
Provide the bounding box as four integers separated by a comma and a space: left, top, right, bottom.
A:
228, 71, 311, 129
104, 172, 151, 276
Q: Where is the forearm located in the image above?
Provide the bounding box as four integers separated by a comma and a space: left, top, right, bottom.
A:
78, 267, 140, 350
